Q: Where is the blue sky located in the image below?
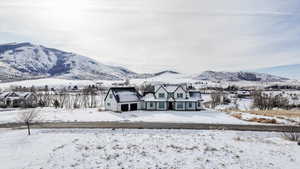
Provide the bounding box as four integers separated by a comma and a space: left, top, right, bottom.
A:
0, 0, 300, 73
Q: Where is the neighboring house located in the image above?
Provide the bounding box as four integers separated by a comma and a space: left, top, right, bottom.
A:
104, 87, 141, 112
141, 84, 203, 111
0, 92, 38, 107
236, 90, 251, 98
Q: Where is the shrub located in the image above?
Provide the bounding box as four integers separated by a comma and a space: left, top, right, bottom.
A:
282, 127, 300, 142
282, 132, 300, 142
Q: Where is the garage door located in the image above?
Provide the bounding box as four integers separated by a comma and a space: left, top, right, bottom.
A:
121, 104, 129, 111
130, 103, 138, 111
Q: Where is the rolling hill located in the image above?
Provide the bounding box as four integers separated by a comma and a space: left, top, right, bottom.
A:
252, 64, 300, 80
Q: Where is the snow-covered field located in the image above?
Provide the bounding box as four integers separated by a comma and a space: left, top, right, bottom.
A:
0, 78, 114, 89
0, 73, 299, 90
0, 128, 299, 169
0, 108, 250, 124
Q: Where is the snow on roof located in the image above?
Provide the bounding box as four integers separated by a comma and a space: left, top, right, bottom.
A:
115, 91, 139, 102
15, 92, 32, 98
156, 84, 186, 93
164, 85, 178, 92
175, 98, 200, 102
110, 87, 140, 103
189, 91, 202, 99
142, 93, 156, 101
237, 91, 251, 95
0, 92, 10, 99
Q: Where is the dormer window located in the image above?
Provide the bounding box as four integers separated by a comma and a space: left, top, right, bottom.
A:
158, 93, 165, 98
177, 93, 183, 98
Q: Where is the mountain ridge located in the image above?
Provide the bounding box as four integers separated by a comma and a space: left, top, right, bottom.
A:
0, 42, 137, 81
194, 70, 289, 82
251, 64, 300, 80
0, 42, 293, 83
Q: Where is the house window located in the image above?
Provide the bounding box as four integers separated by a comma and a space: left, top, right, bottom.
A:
109, 94, 113, 99
150, 102, 154, 107
188, 102, 193, 108
198, 102, 201, 107
158, 93, 165, 98
177, 93, 183, 98
177, 102, 184, 109
158, 102, 165, 109
107, 103, 111, 106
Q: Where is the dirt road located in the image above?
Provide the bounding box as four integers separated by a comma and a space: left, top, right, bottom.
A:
1, 121, 300, 132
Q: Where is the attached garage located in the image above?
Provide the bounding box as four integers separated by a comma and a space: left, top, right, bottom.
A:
104, 87, 142, 112
130, 103, 138, 111
121, 104, 129, 111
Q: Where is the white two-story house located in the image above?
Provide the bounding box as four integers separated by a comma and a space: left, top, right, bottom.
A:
141, 84, 203, 111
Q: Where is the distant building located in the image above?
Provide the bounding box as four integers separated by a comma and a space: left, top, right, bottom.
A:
236, 90, 251, 98
0, 92, 38, 107
104, 87, 141, 112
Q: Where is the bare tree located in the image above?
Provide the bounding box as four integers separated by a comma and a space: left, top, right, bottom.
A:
252, 91, 289, 110
282, 132, 300, 143
18, 109, 39, 135
210, 91, 230, 108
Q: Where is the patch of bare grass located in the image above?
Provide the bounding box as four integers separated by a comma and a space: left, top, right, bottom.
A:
246, 110, 300, 119
228, 109, 300, 124
230, 113, 279, 124
247, 117, 277, 124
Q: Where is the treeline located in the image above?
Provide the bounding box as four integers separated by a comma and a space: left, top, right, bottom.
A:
252, 91, 299, 110
265, 85, 300, 90
37, 88, 105, 109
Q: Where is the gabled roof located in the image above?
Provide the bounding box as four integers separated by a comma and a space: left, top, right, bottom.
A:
142, 93, 156, 101
155, 84, 187, 93
16, 92, 35, 99
105, 87, 141, 103
0, 92, 10, 99
0, 92, 36, 100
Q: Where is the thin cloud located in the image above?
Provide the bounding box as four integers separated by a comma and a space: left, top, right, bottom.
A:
0, 0, 300, 73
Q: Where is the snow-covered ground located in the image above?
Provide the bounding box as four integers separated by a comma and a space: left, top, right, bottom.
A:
0, 73, 299, 90
0, 128, 299, 169
0, 78, 115, 89
0, 108, 250, 124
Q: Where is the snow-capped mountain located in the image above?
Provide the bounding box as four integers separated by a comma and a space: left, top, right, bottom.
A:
251, 64, 300, 80
0, 42, 136, 81
0, 42, 294, 83
194, 71, 289, 82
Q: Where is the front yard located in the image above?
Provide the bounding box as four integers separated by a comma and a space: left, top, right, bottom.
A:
0, 107, 251, 124
0, 129, 299, 169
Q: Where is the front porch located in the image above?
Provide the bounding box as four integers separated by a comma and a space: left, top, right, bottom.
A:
142, 101, 201, 111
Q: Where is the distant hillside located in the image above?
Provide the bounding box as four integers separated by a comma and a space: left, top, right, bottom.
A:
0, 42, 137, 81
194, 71, 289, 82
252, 64, 300, 80
154, 70, 179, 76
132, 70, 180, 79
